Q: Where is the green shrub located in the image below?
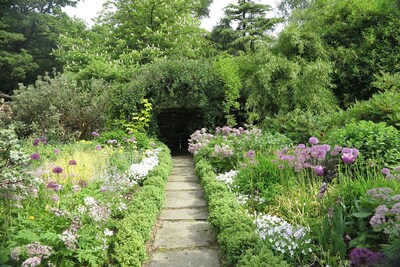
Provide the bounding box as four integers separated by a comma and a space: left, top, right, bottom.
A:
326, 120, 400, 166
113, 222, 146, 267
263, 109, 345, 143
238, 244, 290, 267
346, 89, 400, 130
218, 223, 260, 266
12, 73, 111, 141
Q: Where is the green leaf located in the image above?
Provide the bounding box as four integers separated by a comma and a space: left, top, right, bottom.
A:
351, 212, 372, 218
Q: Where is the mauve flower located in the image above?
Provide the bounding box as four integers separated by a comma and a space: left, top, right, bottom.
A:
52, 166, 63, 174
32, 138, 40, 146
246, 150, 256, 160
50, 194, 59, 202
46, 181, 62, 191
309, 136, 319, 145
297, 144, 306, 149
68, 160, 77, 165
91, 131, 100, 137
107, 139, 117, 144
21, 256, 41, 267
39, 137, 47, 143
30, 153, 40, 160
95, 144, 102, 150
381, 168, 390, 175
349, 248, 384, 266
341, 148, 359, 164
370, 213, 386, 227
53, 148, 60, 154
314, 165, 324, 176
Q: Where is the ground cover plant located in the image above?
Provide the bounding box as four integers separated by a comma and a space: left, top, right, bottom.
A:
0, 126, 171, 266
191, 126, 400, 266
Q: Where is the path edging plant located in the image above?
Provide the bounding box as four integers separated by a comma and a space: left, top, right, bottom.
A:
112, 145, 172, 266
194, 157, 289, 267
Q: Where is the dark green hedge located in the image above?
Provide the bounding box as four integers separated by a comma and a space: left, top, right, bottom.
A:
113, 146, 172, 266
194, 158, 289, 267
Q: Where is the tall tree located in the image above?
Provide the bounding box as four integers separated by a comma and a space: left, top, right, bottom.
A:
290, 0, 400, 105
0, 0, 81, 95
211, 0, 281, 53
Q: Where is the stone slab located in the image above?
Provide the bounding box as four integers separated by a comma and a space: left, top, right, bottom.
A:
160, 208, 208, 220
154, 221, 215, 249
169, 174, 198, 182
163, 190, 207, 208
166, 181, 202, 191
148, 249, 220, 267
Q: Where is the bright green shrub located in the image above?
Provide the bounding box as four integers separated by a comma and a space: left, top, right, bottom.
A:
326, 120, 400, 165
263, 108, 345, 143
218, 223, 260, 266
238, 244, 290, 267
143, 176, 165, 188
346, 86, 400, 130
113, 222, 146, 267
12, 73, 111, 141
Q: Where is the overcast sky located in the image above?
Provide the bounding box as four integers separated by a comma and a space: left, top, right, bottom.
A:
63, 0, 279, 31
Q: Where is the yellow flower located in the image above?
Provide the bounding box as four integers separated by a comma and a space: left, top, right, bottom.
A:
28, 216, 35, 220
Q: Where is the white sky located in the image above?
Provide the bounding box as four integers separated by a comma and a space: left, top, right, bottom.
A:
63, 0, 279, 31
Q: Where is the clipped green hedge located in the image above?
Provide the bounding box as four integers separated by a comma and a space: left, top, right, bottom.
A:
194, 158, 288, 267
113, 145, 172, 266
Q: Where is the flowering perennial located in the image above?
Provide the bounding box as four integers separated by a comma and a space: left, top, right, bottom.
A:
254, 214, 312, 257
128, 148, 160, 183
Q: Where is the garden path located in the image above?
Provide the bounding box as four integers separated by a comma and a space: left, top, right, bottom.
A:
147, 155, 220, 267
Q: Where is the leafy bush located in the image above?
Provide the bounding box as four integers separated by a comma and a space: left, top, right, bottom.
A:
12, 72, 111, 141
238, 244, 290, 267
326, 120, 400, 166
263, 108, 346, 143
346, 73, 400, 129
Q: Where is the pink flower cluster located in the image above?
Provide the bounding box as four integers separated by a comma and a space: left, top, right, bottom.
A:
11, 242, 52, 266
188, 128, 214, 154
276, 136, 359, 176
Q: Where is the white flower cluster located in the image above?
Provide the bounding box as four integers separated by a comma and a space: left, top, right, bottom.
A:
254, 214, 312, 257
128, 149, 160, 183
216, 170, 238, 190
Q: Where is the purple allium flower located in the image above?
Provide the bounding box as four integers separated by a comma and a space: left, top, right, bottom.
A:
53, 148, 60, 154
321, 144, 331, 152
297, 144, 306, 149
341, 148, 359, 164
32, 138, 40, 146
30, 153, 40, 160
46, 181, 62, 191
68, 159, 77, 166
245, 150, 256, 160
107, 139, 117, 144
52, 166, 63, 174
309, 136, 319, 145
95, 144, 102, 150
39, 137, 47, 143
381, 168, 390, 175
91, 131, 100, 137
50, 194, 59, 202
349, 248, 384, 266
314, 165, 324, 176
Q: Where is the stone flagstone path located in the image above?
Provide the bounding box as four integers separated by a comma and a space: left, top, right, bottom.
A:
147, 155, 220, 267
